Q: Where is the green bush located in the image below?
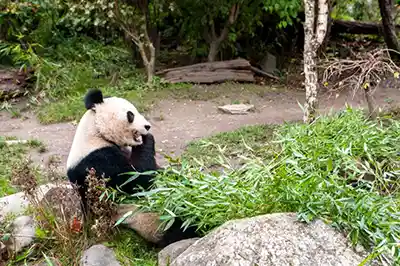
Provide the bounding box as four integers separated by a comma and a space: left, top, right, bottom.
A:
133, 108, 400, 263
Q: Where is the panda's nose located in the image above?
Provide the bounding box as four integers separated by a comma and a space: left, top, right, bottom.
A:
145, 125, 151, 131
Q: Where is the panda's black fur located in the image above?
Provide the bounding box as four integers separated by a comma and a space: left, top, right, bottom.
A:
67, 143, 154, 204
84, 88, 104, 109
67, 89, 199, 248
129, 132, 160, 173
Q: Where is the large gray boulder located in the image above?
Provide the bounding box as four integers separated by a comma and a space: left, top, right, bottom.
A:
158, 238, 200, 266
170, 212, 369, 266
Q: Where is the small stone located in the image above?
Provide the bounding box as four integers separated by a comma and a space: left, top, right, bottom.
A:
158, 238, 199, 266
218, 104, 255, 115
80, 244, 120, 266
7, 216, 36, 253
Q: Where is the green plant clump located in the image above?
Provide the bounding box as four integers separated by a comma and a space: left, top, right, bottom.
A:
135, 108, 400, 264
0, 137, 43, 197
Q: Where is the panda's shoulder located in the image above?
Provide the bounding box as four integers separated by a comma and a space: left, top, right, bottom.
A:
68, 146, 132, 180
80, 146, 129, 166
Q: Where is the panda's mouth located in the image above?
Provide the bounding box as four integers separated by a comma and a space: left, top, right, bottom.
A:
133, 131, 143, 145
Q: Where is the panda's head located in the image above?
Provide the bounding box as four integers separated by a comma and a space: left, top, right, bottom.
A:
84, 89, 151, 147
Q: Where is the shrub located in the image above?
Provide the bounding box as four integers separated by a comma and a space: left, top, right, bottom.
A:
133, 108, 400, 264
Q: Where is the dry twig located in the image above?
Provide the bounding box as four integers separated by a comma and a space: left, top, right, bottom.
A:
320, 48, 400, 118
320, 48, 400, 93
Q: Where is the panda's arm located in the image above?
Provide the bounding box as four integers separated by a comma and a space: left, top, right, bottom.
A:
74, 146, 154, 194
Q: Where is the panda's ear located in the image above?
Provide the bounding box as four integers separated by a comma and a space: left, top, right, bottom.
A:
84, 89, 104, 110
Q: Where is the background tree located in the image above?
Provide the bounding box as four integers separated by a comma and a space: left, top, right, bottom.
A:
303, 0, 329, 123
175, 0, 300, 62
64, 0, 167, 84
378, 0, 400, 56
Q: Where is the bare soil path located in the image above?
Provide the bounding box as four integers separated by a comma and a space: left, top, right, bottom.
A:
1, 85, 399, 174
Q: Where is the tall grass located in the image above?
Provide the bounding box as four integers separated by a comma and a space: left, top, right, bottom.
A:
134, 108, 400, 264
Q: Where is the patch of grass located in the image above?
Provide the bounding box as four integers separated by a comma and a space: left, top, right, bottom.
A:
183, 124, 278, 166
167, 82, 283, 102
110, 228, 157, 266
0, 137, 44, 197
136, 107, 400, 264
35, 81, 182, 124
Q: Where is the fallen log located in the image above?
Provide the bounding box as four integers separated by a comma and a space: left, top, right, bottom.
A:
331, 19, 400, 35
156, 58, 251, 76
157, 58, 257, 84
164, 69, 255, 84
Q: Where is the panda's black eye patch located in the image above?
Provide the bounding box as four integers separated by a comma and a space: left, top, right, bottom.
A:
127, 111, 135, 123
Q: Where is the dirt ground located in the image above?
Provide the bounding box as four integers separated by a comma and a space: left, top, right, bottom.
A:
0, 84, 399, 174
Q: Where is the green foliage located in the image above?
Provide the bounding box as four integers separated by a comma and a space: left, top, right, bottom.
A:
263, 0, 302, 28
134, 108, 400, 263
0, 0, 64, 46
331, 0, 381, 22
60, 0, 120, 36
0, 137, 43, 197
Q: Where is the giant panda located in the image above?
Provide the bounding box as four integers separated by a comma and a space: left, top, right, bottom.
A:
66, 88, 199, 248
67, 88, 154, 204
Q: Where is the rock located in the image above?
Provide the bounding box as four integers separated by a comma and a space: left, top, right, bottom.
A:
0, 183, 72, 223
260, 52, 277, 74
39, 187, 82, 225
218, 104, 255, 115
80, 244, 120, 266
6, 216, 36, 254
171, 212, 368, 266
4, 140, 29, 145
158, 238, 199, 266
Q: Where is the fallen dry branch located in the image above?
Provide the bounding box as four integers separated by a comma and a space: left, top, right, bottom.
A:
320, 48, 400, 118
250, 66, 280, 81
0, 68, 30, 100
156, 59, 261, 84
321, 49, 400, 91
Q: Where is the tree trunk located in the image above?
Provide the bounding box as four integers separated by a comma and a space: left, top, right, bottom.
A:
319, 0, 334, 55
138, 40, 155, 84
205, 4, 240, 62
378, 0, 400, 56
303, 46, 319, 123
303, 0, 329, 123
208, 41, 220, 62
113, 0, 156, 83
364, 87, 377, 119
